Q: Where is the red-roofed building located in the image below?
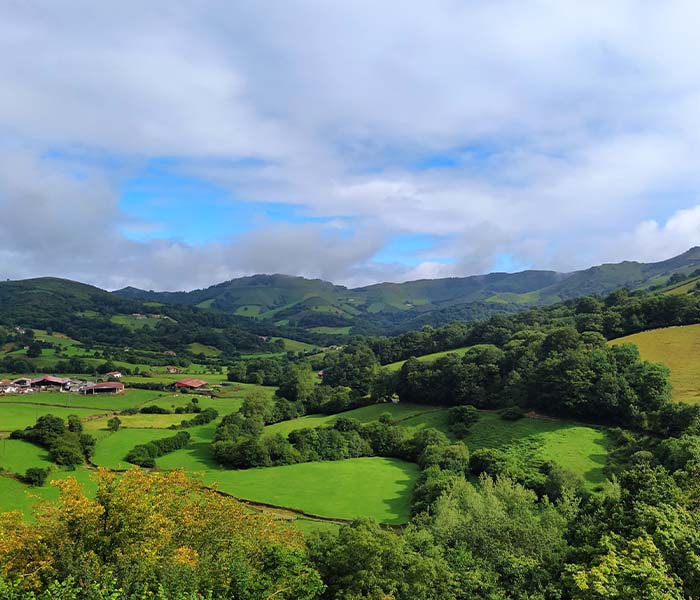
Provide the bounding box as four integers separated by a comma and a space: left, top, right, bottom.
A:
31, 375, 70, 389
175, 378, 209, 390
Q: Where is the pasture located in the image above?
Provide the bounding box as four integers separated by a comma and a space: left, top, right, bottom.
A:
400, 410, 609, 489
191, 457, 418, 524
0, 439, 53, 474
0, 404, 109, 434
92, 428, 179, 469
610, 324, 700, 404
383, 345, 474, 372
263, 403, 439, 438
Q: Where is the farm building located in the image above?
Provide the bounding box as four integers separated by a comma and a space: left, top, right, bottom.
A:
11, 377, 32, 387
166, 366, 180, 374
106, 371, 123, 379
31, 375, 70, 389
175, 377, 209, 390
81, 381, 125, 395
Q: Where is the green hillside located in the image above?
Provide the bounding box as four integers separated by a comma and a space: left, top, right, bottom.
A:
113, 247, 700, 334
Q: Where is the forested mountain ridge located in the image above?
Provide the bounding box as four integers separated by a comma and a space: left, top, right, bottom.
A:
114, 247, 700, 332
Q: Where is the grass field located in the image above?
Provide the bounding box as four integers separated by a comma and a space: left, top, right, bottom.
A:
610, 324, 700, 404
400, 410, 608, 489
0, 439, 53, 474
383, 346, 474, 372
0, 404, 111, 434
188, 342, 222, 356
272, 337, 318, 353
263, 403, 438, 438
110, 314, 163, 329
0, 389, 168, 412
309, 326, 352, 335
92, 428, 179, 469
189, 458, 418, 524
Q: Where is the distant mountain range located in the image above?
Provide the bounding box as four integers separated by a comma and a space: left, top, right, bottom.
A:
113, 247, 700, 334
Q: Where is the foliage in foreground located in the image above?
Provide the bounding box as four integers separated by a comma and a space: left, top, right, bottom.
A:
0, 469, 323, 599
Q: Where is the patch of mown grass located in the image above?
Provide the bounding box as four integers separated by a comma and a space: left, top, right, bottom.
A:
610, 324, 700, 404
0, 439, 53, 474
92, 428, 179, 469
0, 404, 109, 433
190, 457, 418, 524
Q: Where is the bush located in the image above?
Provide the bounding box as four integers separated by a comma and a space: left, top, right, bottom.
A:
126, 431, 191, 467
107, 417, 121, 432
500, 406, 525, 421
23, 467, 50, 487
140, 405, 171, 414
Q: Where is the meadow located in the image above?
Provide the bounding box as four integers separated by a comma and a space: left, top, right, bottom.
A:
383, 345, 474, 372
399, 410, 609, 490
610, 324, 700, 404
263, 402, 438, 438
189, 458, 419, 524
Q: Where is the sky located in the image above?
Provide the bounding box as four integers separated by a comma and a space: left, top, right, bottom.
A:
3, 1, 700, 291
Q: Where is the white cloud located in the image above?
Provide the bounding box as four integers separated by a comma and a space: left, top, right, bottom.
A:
3, 1, 700, 288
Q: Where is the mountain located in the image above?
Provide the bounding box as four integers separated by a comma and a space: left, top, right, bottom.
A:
113, 248, 700, 333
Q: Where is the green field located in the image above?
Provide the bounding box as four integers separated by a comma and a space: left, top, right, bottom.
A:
92, 428, 179, 469
383, 346, 474, 372
188, 342, 222, 356
263, 403, 438, 438
0, 404, 110, 434
610, 324, 700, 404
0, 468, 98, 516
190, 458, 418, 524
309, 326, 352, 335
272, 337, 318, 353
400, 410, 608, 489
0, 439, 53, 474
0, 389, 167, 412
110, 314, 163, 329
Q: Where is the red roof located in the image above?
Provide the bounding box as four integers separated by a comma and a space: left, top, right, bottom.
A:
175, 378, 208, 388
32, 375, 70, 385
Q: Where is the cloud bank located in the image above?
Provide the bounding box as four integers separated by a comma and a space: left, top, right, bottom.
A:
2, 1, 700, 289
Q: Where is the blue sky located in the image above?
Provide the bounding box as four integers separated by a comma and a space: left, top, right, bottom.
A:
3, 1, 700, 290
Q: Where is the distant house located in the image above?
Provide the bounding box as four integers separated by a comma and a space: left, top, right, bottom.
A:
164, 350, 177, 356
82, 381, 125, 395
106, 371, 123, 379
175, 378, 209, 390
166, 366, 180, 374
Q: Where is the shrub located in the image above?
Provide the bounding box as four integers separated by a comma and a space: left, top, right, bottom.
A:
500, 406, 525, 421
23, 467, 50, 487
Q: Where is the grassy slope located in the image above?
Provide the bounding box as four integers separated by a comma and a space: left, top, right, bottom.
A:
400, 411, 608, 490
610, 324, 700, 404
263, 403, 439, 438
92, 428, 179, 469
383, 346, 474, 372
0, 439, 53, 474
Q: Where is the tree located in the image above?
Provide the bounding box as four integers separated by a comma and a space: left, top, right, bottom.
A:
106, 416, 121, 432
566, 536, 684, 600
26, 342, 42, 359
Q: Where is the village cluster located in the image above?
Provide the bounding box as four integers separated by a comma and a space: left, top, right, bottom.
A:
0, 373, 211, 395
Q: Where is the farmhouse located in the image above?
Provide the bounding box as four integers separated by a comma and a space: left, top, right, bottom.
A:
81, 381, 125, 395
106, 371, 123, 379
166, 366, 180, 374
175, 377, 209, 390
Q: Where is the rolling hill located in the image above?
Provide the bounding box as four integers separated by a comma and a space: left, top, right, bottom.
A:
114, 247, 700, 333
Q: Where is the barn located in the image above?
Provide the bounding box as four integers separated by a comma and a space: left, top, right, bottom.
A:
82, 381, 125, 395
175, 378, 209, 390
